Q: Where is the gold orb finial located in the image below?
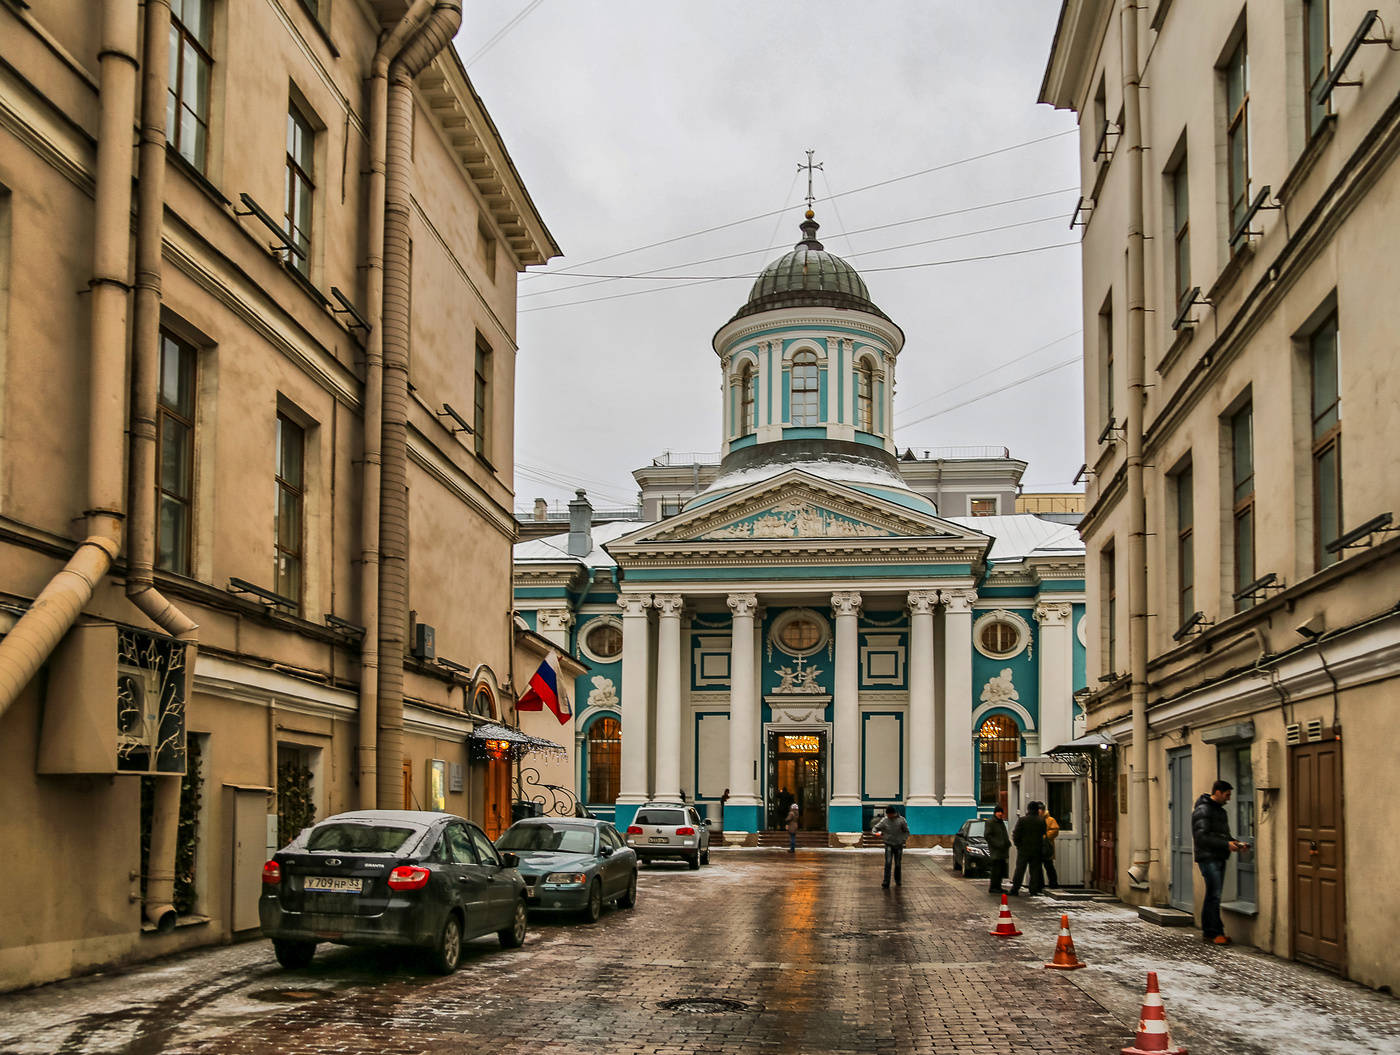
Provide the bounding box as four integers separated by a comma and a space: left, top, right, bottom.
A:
805, 208, 815, 220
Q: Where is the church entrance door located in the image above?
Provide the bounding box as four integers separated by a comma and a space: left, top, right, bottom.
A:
766, 730, 827, 830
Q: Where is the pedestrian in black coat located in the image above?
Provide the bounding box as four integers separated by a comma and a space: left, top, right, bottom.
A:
1192, 779, 1249, 945
984, 804, 1011, 894
1008, 802, 1047, 896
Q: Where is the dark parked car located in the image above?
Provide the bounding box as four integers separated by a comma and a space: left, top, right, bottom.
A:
496, 817, 638, 921
952, 818, 997, 877
259, 810, 527, 974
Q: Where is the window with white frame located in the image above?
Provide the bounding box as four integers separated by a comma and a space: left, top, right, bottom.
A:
790, 351, 818, 426
740, 362, 756, 435
855, 358, 874, 431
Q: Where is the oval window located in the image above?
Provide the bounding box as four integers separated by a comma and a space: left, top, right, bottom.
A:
778, 618, 821, 653
585, 622, 622, 659
979, 620, 1019, 656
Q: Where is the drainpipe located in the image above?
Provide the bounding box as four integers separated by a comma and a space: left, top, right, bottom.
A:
359, 0, 436, 810
0, 0, 137, 716
128, 0, 200, 933
376, 0, 463, 807
1120, 0, 1152, 890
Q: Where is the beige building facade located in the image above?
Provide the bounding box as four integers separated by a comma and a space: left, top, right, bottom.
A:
1043, 0, 1400, 989
0, 0, 557, 990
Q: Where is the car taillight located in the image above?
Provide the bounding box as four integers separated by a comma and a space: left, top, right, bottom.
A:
262, 860, 281, 885
676, 826, 696, 836
386, 865, 432, 891
626, 825, 643, 836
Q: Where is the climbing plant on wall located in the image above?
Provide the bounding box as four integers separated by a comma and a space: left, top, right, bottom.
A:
138, 735, 204, 915
277, 756, 316, 848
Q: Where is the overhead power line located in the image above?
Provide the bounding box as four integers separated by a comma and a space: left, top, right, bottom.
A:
895, 329, 1083, 419
899, 354, 1083, 428
519, 186, 1077, 300
464, 0, 546, 67
520, 130, 1077, 280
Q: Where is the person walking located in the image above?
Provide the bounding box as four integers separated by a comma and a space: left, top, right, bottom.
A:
1192, 779, 1249, 945
1008, 801, 1046, 896
873, 806, 910, 888
985, 804, 1011, 894
1042, 806, 1060, 888
785, 802, 800, 853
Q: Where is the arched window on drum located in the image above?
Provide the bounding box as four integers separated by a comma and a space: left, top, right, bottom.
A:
740, 362, 756, 435
855, 358, 875, 432
977, 715, 1021, 810
586, 717, 621, 804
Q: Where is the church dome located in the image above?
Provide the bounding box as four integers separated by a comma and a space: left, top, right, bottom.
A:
730, 213, 890, 323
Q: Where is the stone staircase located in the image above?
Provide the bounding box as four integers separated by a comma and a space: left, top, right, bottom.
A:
753, 830, 830, 848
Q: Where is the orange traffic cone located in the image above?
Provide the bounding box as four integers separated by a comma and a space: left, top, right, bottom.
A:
1121, 971, 1187, 1054
1044, 913, 1086, 969
988, 893, 1022, 937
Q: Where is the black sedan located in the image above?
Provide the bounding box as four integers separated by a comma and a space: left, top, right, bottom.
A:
496, 818, 638, 921
952, 817, 997, 877
259, 810, 528, 974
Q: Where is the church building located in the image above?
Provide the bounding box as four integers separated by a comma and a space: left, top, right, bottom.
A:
514, 210, 1089, 851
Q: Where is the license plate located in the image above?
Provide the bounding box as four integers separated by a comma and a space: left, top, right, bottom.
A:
648, 836, 669, 844
304, 876, 362, 893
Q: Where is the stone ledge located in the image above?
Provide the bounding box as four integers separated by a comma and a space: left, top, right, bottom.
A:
1137, 904, 1195, 927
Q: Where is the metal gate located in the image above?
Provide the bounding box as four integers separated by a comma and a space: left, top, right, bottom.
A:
1168, 747, 1194, 912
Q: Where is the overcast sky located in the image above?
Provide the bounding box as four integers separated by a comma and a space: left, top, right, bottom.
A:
452, 1, 1083, 514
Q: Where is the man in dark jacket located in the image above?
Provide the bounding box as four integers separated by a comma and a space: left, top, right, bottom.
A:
1192, 779, 1249, 945
985, 804, 1011, 894
873, 806, 910, 888
1007, 802, 1047, 896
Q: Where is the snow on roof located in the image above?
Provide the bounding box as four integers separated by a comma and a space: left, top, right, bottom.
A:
946, 514, 1084, 563
513, 519, 651, 568
693, 457, 912, 500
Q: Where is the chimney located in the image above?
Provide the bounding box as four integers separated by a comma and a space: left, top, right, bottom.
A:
532, 497, 547, 522
567, 489, 593, 557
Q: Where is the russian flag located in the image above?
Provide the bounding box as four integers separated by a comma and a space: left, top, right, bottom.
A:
518, 652, 570, 725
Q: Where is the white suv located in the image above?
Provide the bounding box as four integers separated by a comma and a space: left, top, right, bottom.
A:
624, 802, 711, 869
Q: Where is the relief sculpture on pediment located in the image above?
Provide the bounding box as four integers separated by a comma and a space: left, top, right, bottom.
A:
698, 501, 891, 540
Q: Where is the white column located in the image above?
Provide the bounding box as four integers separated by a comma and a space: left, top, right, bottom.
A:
830, 591, 862, 811
941, 588, 977, 807
534, 608, 573, 650
906, 590, 938, 807
617, 594, 652, 804
1034, 602, 1074, 755
726, 593, 760, 811
652, 593, 684, 801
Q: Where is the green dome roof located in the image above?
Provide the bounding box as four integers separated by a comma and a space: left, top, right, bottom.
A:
731, 215, 889, 323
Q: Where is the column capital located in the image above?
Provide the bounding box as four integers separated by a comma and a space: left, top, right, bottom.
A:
1033, 601, 1072, 625
907, 589, 938, 615
535, 608, 574, 633
940, 587, 977, 614
618, 593, 652, 617
830, 591, 862, 617
653, 593, 685, 617
726, 592, 759, 618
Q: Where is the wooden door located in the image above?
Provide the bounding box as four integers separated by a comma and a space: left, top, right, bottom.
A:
1291, 739, 1346, 973
1093, 766, 1117, 890
1168, 748, 1194, 911
483, 757, 511, 840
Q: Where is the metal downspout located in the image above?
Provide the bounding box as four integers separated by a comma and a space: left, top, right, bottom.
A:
1120, 0, 1152, 889
359, 0, 436, 810
0, 0, 136, 716
375, 0, 463, 808
128, 0, 199, 933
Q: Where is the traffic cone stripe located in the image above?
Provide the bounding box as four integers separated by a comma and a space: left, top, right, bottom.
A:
1120, 971, 1186, 1055
988, 894, 1022, 937
1044, 913, 1087, 969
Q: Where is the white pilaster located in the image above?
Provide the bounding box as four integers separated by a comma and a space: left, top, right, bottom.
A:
1034, 602, 1074, 755
941, 588, 977, 807
652, 593, 684, 801
617, 594, 652, 804
906, 590, 938, 807
830, 591, 863, 808
726, 593, 760, 807
534, 608, 573, 649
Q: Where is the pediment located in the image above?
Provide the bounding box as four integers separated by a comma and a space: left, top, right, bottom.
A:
609, 470, 989, 550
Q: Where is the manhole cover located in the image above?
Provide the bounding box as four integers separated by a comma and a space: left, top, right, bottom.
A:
247, 988, 327, 1003
657, 997, 753, 1014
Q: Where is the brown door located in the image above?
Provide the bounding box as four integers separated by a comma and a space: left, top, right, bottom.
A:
1291, 739, 1346, 973
1092, 766, 1118, 890
483, 758, 511, 840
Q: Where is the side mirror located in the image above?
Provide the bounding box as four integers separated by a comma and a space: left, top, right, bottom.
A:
703, 818, 713, 827
499, 851, 520, 870
599, 845, 613, 857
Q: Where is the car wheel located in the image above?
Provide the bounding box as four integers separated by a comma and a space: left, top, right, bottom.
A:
272, 939, 316, 969
499, 898, 527, 948
581, 879, 603, 923
687, 852, 700, 870
701, 848, 710, 866
617, 870, 638, 909
430, 912, 463, 975
953, 851, 963, 872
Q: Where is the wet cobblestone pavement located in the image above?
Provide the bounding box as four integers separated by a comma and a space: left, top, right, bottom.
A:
1, 849, 1397, 1054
